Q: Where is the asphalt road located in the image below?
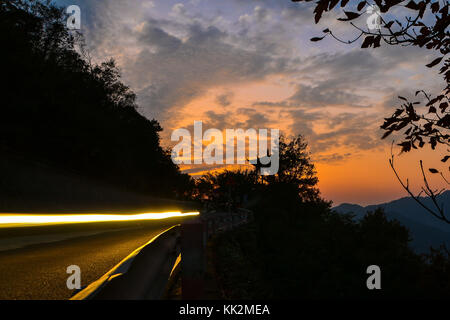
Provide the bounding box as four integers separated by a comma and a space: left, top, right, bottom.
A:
0, 219, 184, 300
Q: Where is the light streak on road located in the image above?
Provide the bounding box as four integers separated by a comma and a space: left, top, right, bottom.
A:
0, 211, 199, 228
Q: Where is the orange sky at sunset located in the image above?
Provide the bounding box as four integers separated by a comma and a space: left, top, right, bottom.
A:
165, 80, 447, 206
68, 0, 448, 206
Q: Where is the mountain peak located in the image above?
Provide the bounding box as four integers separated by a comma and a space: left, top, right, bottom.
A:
333, 190, 450, 232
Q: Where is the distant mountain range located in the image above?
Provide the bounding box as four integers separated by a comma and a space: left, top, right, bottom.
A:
333, 191, 450, 253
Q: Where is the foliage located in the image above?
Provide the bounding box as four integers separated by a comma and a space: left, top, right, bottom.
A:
0, 0, 192, 198
267, 134, 321, 202
193, 169, 258, 210
292, 0, 450, 222
212, 204, 450, 298
292, 0, 449, 156
193, 134, 324, 210
200, 132, 450, 298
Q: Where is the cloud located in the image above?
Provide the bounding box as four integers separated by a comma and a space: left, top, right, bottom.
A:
286, 108, 384, 155
215, 92, 233, 107
312, 152, 353, 164
124, 18, 291, 122
58, 0, 442, 165
137, 24, 182, 53
287, 83, 367, 108
172, 3, 186, 16
236, 108, 270, 128
200, 107, 271, 130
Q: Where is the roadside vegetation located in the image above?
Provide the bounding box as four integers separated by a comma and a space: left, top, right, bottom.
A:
0, 0, 193, 206
195, 137, 450, 298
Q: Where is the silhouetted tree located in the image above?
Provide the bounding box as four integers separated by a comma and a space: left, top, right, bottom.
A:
198, 134, 323, 211
0, 0, 192, 199
275, 134, 321, 202
194, 169, 258, 210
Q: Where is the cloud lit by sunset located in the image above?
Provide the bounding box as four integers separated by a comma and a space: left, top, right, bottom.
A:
56, 0, 447, 205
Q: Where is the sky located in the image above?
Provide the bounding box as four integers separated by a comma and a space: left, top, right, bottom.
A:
55, 0, 448, 206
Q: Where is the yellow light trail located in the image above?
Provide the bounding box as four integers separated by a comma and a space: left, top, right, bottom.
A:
0, 211, 199, 228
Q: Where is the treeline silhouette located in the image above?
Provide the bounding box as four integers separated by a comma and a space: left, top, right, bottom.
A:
0, 0, 192, 202
197, 136, 450, 298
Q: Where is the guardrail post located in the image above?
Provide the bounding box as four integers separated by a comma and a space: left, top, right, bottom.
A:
181, 218, 206, 299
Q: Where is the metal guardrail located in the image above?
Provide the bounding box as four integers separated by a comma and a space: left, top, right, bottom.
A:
181, 208, 253, 299
71, 209, 252, 300
71, 225, 180, 300
202, 208, 253, 237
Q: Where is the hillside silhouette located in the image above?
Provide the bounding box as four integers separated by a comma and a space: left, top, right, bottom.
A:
334, 191, 450, 252
0, 0, 192, 210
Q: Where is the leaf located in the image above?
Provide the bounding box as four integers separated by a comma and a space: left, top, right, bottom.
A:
341, 0, 350, 7
384, 21, 394, 29
393, 109, 404, 117
395, 121, 408, 130
441, 155, 450, 163
398, 96, 408, 101
314, 12, 323, 23
329, 0, 340, 10
439, 102, 448, 112
427, 97, 439, 106
430, 137, 437, 149
431, 1, 440, 13
418, 1, 426, 18
420, 26, 430, 35
314, 0, 328, 23
357, 1, 366, 11
429, 168, 439, 174
405, 127, 412, 135
424, 122, 433, 131
405, 0, 420, 10
322, 28, 330, 33
361, 35, 374, 48
398, 141, 411, 153
429, 106, 437, 113
381, 130, 393, 139
373, 35, 381, 48
426, 56, 443, 68
310, 36, 326, 42
338, 11, 361, 21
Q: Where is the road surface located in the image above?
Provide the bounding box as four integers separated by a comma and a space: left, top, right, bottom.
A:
0, 219, 185, 299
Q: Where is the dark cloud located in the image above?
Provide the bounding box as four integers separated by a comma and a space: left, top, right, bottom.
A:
236, 108, 270, 128
57, 0, 441, 164
203, 110, 234, 129
137, 25, 182, 53
312, 152, 353, 164
201, 108, 271, 131
216, 92, 233, 107
287, 109, 384, 154
126, 19, 290, 121
287, 83, 366, 108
